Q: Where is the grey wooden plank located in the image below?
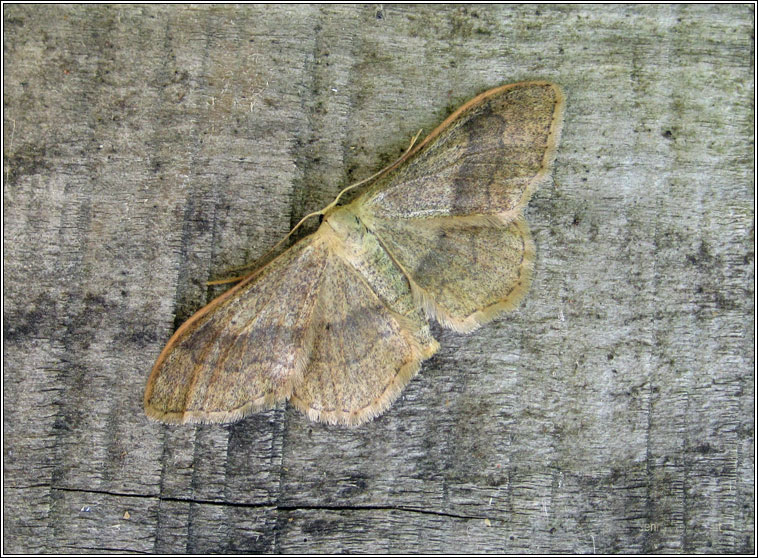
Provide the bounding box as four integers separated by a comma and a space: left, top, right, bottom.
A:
3, 3, 753, 554
49, 489, 159, 554
184, 503, 278, 554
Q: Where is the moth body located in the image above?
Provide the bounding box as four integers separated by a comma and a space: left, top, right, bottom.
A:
322, 204, 434, 346
145, 81, 564, 426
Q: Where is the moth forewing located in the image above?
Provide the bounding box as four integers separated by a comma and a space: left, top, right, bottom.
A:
356, 81, 564, 221
144, 234, 330, 424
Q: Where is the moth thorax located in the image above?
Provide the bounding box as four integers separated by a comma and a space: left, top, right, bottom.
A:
324, 206, 365, 241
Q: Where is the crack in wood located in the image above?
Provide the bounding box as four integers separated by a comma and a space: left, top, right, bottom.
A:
62, 544, 151, 555
49, 486, 492, 521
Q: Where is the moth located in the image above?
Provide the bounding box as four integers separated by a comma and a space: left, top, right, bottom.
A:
144, 81, 565, 426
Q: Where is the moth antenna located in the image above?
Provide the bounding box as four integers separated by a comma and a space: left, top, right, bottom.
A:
206, 128, 425, 287
328, 127, 424, 207
206, 274, 250, 286
205, 207, 324, 286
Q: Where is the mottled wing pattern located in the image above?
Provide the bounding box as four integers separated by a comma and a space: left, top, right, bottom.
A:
145, 228, 439, 426
144, 235, 330, 424
290, 248, 438, 425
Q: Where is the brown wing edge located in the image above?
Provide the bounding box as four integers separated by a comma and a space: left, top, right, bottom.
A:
144, 236, 320, 424
508, 81, 565, 215
287, 241, 440, 427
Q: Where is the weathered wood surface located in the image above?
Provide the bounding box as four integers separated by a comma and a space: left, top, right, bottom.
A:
3, 4, 753, 554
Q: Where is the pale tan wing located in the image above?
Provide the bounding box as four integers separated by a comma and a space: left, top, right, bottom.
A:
365, 214, 535, 333
290, 250, 438, 426
144, 234, 331, 424
357, 81, 564, 221
350, 82, 562, 332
